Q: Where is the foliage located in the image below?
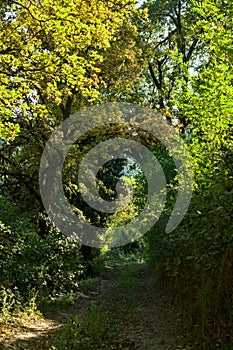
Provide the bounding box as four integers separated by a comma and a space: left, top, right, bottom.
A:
0, 0, 143, 235
134, 0, 205, 128
0, 0, 139, 127
0, 228, 85, 313
178, 0, 233, 187
145, 0, 233, 348
0, 0, 145, 319
0, 195, 37, 235
146, 184, 233, 348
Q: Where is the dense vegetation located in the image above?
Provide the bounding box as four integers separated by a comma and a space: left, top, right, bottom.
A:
0, 0, 232, 349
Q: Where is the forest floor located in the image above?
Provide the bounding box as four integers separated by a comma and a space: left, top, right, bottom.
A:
0, 260, 186, 349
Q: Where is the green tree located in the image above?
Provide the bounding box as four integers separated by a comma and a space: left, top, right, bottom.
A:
0, 0, 144, 235
134, 0, 206, 128
178, 0, 233, 186
146, 1, 233, 347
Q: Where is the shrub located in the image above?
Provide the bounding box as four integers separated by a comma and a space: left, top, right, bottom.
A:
0, 230, 84, 312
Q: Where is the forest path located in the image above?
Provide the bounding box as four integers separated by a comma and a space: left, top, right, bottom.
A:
0, 261, 184, 349
99, 261, 183, 350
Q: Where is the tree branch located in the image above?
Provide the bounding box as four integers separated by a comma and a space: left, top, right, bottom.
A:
184, 38, 199, 63
148, 62, 160, 89
11, 1, 46, 23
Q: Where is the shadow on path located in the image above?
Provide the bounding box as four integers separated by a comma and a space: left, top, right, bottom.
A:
0, 261, 184, 349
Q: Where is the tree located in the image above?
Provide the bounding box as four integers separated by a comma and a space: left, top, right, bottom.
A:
0, 0, 144, 236
178, 0, 233, 187
145, 1, 233, 346
136, 0, 205, 128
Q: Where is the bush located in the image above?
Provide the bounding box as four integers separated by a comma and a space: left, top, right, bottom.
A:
0, 196, 37, 236
0, 229, 84, 312
146, 184, 233, 349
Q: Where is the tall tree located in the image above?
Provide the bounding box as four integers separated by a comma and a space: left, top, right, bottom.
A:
178, 0, 233, 186
0, 0, 143, 234
137, 0, 205, 127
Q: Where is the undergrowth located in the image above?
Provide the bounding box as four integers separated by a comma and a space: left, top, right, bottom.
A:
3, 259, 140, 350
146, 185, 233, 349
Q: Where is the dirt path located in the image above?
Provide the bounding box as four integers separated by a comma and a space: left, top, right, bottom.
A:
115, 263, 183, 349
0, 262, 184, 349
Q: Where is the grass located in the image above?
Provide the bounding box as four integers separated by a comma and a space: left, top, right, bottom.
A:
0, 254, 143, 349
44, 261, 141, 350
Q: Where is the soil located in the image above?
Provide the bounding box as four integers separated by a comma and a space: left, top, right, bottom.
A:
0, 262, 185, 349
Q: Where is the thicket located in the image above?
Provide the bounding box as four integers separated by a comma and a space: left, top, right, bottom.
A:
146, 184, 233, 348
0, 0, 141, 319
0, 223, 82, 314
145, 0, 233, 348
